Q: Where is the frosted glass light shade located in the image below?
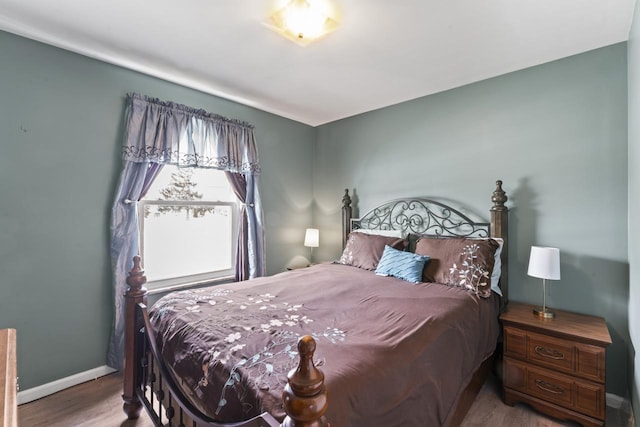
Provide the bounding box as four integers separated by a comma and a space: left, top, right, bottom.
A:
527, 246, 561, 280
304, 228, 320, 248
265, 0, 339, 46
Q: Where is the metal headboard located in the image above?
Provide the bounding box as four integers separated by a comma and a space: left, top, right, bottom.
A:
340, 180, 509, 304
351, 198, 490, 238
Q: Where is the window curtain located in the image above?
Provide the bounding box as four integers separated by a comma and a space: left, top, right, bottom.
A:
225, 172, 265, 281
108, 93, 265, 369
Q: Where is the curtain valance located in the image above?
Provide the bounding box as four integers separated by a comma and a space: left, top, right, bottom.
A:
122, 93, 260, 174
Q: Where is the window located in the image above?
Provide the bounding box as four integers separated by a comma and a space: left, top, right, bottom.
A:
139, 165, 238, 289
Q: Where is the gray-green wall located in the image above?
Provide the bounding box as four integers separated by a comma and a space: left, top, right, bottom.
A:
314, 44, 630, 396
628, 0, 640, 420
1, 27, 634, 404
0, 30, 315, 390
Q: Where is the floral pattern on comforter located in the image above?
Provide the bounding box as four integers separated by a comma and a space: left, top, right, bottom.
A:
149, 263, 499, 426
150, 284, 346, 421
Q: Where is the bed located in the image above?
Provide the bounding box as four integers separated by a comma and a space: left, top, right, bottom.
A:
122, 180, 509, 427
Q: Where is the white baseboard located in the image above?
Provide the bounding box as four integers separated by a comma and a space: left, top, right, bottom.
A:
608, 392, 627, 409
607, 393, 635, 426
17, 365, 117, 405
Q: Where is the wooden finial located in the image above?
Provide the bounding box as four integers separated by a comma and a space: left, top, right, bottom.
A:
342, 189, 353, 250
342, 189, 351, 209
489, 181, 509, 307
126, 255, 147, 297
281, 336, 329, 427
491, 180, 508, 211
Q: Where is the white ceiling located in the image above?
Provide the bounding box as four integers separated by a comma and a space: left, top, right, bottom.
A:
0, 0, 636, 126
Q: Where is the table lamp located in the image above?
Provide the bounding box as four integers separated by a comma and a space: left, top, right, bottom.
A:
527, 246, 561, 318
304, 228, 319, 263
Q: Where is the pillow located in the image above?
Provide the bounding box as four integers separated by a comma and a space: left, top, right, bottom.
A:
338, 233, 407, 270
351, 228, 405, 239
375, 245, 430, 283
414, 237, 500, 298
484, 237, 503, 296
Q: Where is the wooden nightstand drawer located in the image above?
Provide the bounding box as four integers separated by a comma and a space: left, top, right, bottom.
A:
504, 358, 572, 408
504, 326, 606, 383
527, 364, 573, 408
505, 358, 571, 406
527, 332, 574, 373
504, 358, 606, 419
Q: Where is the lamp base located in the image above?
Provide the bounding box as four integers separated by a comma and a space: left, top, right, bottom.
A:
533, 307, 555, 319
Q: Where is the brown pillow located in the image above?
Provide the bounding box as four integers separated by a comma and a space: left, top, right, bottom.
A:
414, 237, 499, 298
338, 233, 407, 270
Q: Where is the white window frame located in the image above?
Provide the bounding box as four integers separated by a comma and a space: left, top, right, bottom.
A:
138, 199, 239, 292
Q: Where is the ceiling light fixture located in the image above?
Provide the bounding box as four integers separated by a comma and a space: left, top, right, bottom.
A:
266, 0, 339, 46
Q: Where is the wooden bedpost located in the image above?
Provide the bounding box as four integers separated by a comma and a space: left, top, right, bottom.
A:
490, 180, 509, 306
122, 256, 147, 419
342, 189, 352, 249
281, 336, 329, 427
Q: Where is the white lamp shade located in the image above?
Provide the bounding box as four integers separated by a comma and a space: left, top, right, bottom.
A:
304, 228, 319, 248
527, 246, 561, 280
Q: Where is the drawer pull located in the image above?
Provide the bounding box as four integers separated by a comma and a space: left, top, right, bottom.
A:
534, 379, 564, 395
534, 345, 565, 360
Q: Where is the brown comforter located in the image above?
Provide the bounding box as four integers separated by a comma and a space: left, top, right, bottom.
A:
149, 263, 500, 427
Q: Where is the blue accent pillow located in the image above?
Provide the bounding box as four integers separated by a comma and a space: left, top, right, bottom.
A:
375, 245, 430, 284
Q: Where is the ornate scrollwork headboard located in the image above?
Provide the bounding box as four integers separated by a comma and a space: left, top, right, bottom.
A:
352, 198, 490, 238
341, 180, 509, 303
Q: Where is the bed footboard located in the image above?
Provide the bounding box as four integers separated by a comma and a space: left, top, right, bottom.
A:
122, 256, 329, 427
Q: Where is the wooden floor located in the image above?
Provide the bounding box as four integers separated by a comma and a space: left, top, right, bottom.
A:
18, 372, 631, 427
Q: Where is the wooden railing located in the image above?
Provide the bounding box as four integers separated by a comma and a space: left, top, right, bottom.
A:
0, 329, 17, 427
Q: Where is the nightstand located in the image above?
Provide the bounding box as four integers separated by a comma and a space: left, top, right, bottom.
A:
286, 265, 310, 271
500, 302, 612, 427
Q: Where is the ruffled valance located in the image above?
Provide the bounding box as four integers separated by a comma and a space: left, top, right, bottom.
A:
122, 93, 260, 174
